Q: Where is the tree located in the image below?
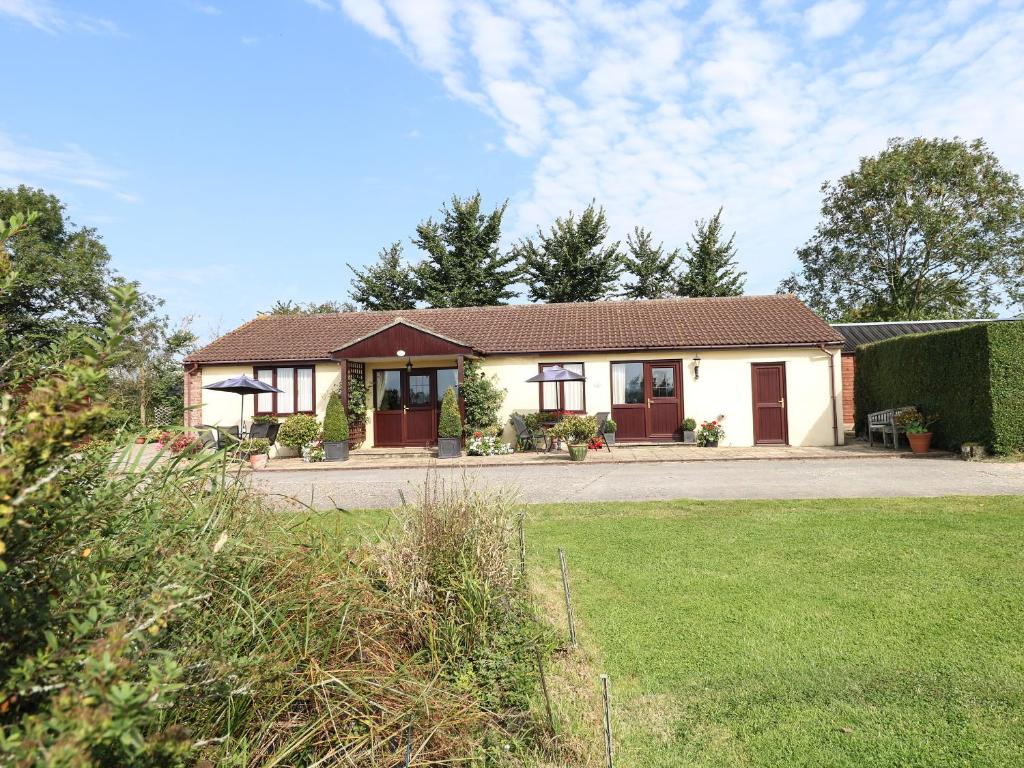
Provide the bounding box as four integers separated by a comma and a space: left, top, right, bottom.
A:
515, 201, 623, 303
0, 186, 115, 350
348, 242, 419, 311
414, 193, 519, 307
780, 137, 1024, 320
263, 299, 355, 314
676, 207, 745, 297
621, 227, 680, 299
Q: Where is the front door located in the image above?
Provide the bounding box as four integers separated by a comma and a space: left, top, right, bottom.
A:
752, 363, 788, 445
611, 361, 682, 441
373, 368, 457, 447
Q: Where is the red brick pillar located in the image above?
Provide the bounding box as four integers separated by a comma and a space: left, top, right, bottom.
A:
183, 364, 203, 427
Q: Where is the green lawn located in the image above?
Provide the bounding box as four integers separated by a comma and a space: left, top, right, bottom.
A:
527, 496, 1024, 767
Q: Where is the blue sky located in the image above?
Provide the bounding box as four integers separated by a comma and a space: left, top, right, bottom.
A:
2, 0, 1023, 340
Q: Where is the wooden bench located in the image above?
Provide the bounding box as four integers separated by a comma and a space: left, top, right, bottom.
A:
867, 407, 916, 449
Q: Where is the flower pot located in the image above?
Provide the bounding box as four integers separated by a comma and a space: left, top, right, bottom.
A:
568, 444, 588, 461
603, 432, 616, 446
437, 437, 462, 459
249, 454, 268, 470
907, 432, 932, 455
701, 440, 718, 448
323, 441, 349, 461
683, 430, 696, 444
135, 436, 146, 445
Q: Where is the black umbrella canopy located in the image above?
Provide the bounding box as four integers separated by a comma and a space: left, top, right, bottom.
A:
203, 374, 283, 395
525, 365, 586, 383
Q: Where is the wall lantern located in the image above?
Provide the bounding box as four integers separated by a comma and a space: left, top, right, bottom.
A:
396, 349, 406, 357
405, 360, 413, 374
692, 352, 702, 380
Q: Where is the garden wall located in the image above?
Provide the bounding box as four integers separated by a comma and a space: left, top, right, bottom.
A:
854, 320, 1024, 454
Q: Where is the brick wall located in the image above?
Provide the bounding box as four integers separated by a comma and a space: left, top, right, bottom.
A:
841, 353, 855, 428
183, 364, 203, 427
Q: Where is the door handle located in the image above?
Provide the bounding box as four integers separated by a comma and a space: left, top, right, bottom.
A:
403, 405, 408, 413
647, 398, 651, 408
778, 398, 785, 408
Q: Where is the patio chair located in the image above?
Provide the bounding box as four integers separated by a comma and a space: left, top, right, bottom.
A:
511, 413, 547, 452
248, 421, 280, 446
214, 425, 240, 450
593, 411, 613, 452
197, 426, 218, 449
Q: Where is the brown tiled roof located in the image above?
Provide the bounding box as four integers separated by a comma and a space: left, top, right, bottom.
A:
185, 295, 844, 363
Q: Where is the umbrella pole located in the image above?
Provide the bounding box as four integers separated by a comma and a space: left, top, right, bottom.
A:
240, 394, 245, 437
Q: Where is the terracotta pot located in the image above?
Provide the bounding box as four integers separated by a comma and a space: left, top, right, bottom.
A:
568, 444, 588, 461
907, 432, 932, 454
249, 454, 268, 470
135, 436, 146, 444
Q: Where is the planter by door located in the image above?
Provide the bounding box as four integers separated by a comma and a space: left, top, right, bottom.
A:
568, 444, 588, 461
249, 454, 268, 470
751, 363, 789, 445
701, 440, 718, 448
324, 441, 349, 461
437, 437, 462, 459
907, 432, 932, 454
610, 361, 682, 441
603, 431, 616, 445
683, 430, 696, 444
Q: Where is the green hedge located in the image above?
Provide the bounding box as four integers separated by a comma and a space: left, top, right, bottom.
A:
854, 321, 1024, 454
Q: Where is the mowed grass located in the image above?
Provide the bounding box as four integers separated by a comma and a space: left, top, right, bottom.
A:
526, 496, 1024, 767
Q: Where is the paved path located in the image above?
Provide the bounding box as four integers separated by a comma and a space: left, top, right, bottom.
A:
250, 456, 1024, 510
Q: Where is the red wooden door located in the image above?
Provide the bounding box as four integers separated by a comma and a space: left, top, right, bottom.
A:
404, 370, 435, 447
645, 362, 681, 439
373, 369, 404, 447
752, 363, 788, 445
611, 361, 682, 441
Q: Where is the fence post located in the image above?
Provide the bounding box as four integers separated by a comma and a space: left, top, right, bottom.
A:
536, 648, 556, 734
601, 674, 613, 768
518, 512, 526, 576
558, 548, 577, 647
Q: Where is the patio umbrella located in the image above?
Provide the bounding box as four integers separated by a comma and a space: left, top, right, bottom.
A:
203, 374, 283, 433
525, 365, 586, 382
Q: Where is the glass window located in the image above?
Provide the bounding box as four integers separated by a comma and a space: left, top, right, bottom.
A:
408, 374, 431, 407
375, 370, 402, 410
275, 367, 294, 414
436, 368, 458, 404
651, 367, 675, 398
296, 367, 314, 412
539, 363, 585, 412
256, 369, 274, 413
612, 362, 644, 405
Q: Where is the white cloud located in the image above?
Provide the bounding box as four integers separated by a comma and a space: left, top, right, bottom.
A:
0, 0, 119, 34
804, 0, 865, 39
0, 132, 135, 201
194, 3, 222, 16
332, 0, 1024, 293
338, 0, 399, 43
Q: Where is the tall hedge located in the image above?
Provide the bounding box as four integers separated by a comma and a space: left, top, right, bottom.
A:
854, 321, 1024, 453
322, 391, 349, 442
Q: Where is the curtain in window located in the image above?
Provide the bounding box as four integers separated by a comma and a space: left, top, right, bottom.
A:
256, 369, 274, 412
542, 380, 559, 410
562, 363, 584, 411
276, 367, 294, 414
612, 363, 627, 405
296, 368, 313, 412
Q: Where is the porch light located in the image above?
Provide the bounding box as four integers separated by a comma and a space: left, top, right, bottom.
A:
396, 349, 406, 357
692, 352, 702, 380
405, 360, 413, 374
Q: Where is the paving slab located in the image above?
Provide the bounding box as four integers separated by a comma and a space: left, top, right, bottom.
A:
249, 455, 1024, 510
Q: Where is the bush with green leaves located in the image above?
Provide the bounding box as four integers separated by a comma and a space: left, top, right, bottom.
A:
346, 374, 368, 426
322, 391, 349, 442
277, 413, 320, 449
461, 358, 505, 433
438, 387, 462, 439
682, 417, 697, 432
237, 437, 270, 455
550, 414, 597, 445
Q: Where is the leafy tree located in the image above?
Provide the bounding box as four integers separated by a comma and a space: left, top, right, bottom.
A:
621, 227, 680, 299
515, 201, 623, 303
414, 193, 519, 307
263, 299, 355, 314
0, 186, 115, 350
461, 358, 505, 433
348, 242, 419, 311
780, 137, 1024, 320
676, 207, 745, 297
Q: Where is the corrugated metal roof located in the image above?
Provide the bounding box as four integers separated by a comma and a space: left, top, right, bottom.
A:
830, 319, 995, 353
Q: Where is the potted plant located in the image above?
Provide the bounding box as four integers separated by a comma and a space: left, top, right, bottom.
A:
602, 418, 617, 446
437, 387, 463, 459
321, 391, 350, 461
551, 414, 597, 461
277, 414, 320, 457
681, 417, 697, 444
238, 437, 271, 469
696, 419, 725, 447
895, 408, 938, 454
251, 414, 278, 425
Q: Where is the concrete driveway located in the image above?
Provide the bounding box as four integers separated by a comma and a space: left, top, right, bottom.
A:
249, 455, 1024, 510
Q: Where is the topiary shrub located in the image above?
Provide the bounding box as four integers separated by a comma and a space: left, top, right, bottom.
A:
278, 413, 320, 449
438, 387, 462, 439
322, 391, 349, 443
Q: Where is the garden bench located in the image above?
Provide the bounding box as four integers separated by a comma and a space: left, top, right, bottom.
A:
866, 407, 916, 449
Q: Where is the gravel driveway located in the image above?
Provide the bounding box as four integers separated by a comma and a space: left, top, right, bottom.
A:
249, 456, 1024, 510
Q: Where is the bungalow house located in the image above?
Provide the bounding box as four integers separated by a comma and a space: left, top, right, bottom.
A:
831, 319, 993, 430
184, 294, 846, 448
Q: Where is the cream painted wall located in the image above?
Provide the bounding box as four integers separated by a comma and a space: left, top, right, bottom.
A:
199, 362, 341, 427
481, 347, 843, 447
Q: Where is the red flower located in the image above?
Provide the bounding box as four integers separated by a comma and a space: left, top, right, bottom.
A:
473, 431, 482, 438
711, 420, 717, 426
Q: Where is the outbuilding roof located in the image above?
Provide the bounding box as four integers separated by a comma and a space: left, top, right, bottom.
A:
186, 294, 845, 364
830, 319, 994, 354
